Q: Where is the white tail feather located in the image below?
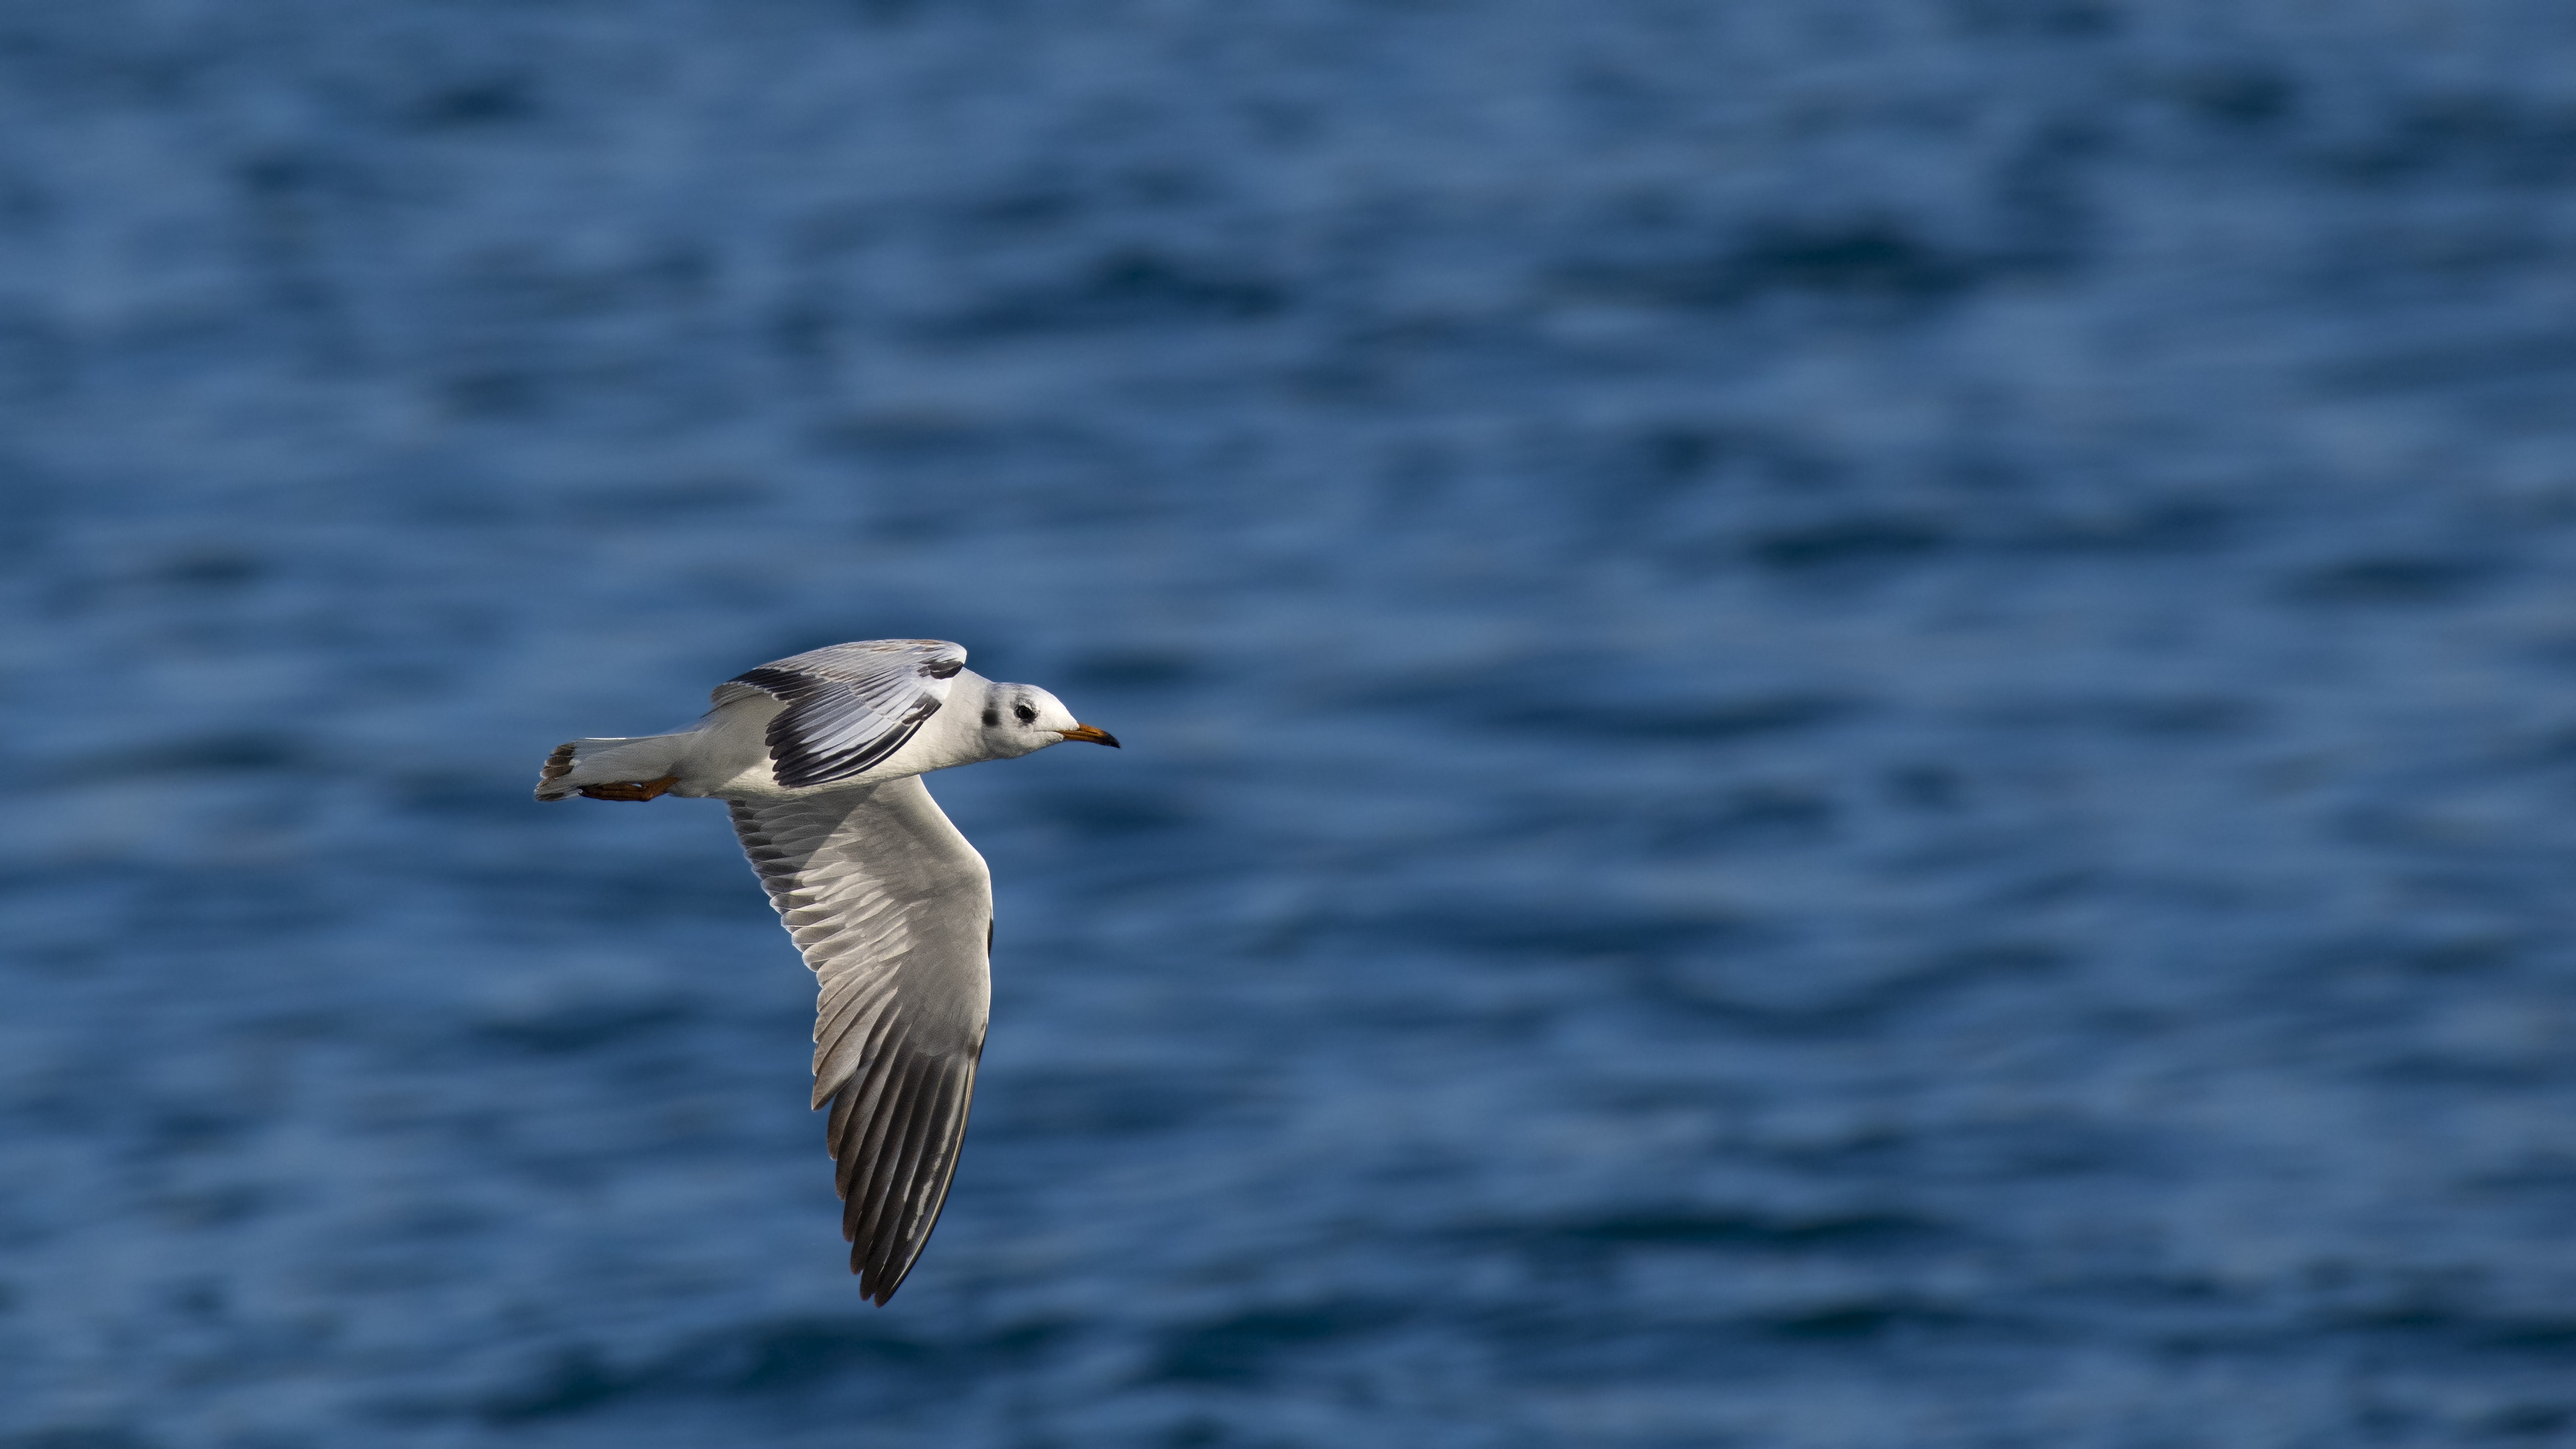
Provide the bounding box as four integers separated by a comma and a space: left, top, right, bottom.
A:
533, 733, 696, 800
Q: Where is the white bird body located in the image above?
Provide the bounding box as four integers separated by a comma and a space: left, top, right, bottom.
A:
533, 639, 1118, 1303
539, 663, 1072, 802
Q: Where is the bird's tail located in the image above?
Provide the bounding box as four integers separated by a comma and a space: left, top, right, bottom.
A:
533, 733, 696, 801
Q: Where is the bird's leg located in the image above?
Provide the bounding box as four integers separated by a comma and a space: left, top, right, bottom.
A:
578, 775, 682, 802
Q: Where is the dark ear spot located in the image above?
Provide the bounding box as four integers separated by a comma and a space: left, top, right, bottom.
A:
981, 708, 999, 728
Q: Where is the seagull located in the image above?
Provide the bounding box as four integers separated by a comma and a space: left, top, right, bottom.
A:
533, 639, 1118, 1303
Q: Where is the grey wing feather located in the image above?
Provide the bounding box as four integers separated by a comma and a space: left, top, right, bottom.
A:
720, 639, 967, 790
729, 775, 991, 1304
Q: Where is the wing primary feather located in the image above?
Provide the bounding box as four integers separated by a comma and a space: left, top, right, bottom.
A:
845, 1055, 937, 1261
839, 1046, 943, 1227
869, 1063, 954, 1267
861, 1057, 957, 1276
885, 1065, 969, 1260
824, 1075, 863, 1150
835, 1036, 917, 1196
834, 1022, 919, 1205
855, 1059, 951, 1295
870, 1062, 975, 1301
812, 990, 904, 1108
830, 1044, 910, 1198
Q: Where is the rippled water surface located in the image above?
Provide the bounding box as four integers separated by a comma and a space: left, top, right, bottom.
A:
7, 3, 2576, 1444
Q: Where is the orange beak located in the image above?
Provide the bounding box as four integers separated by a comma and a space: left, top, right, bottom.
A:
1057, 724, 1121, 747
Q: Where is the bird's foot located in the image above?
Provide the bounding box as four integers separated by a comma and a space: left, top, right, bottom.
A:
578, 775, 682, 802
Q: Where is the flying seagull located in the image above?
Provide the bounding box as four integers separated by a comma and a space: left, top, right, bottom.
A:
534, 639, 1118, 1303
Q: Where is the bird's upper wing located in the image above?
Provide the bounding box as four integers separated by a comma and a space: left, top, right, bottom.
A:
716, 639, 967, 790
729, 775, 991, 1304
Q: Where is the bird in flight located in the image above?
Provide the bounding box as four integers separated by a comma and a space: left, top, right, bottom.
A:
534, 639, 1118, 1303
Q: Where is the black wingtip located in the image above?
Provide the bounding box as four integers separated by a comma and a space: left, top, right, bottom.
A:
853, 1254, 908, 1305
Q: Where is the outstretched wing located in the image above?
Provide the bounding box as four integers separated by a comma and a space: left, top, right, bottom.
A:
718, 639, 967, 790
729, 777, 991, 1304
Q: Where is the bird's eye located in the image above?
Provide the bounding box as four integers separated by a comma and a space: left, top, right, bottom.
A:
1013, 704, 1036, 723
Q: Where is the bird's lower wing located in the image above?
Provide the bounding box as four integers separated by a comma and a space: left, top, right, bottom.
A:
728, 777, 992, 1303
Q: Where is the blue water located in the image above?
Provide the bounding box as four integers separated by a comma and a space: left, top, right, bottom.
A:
6, 3, 2576, 1444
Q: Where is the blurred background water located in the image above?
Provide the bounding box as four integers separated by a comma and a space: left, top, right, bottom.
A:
5, 1, 2576, 1444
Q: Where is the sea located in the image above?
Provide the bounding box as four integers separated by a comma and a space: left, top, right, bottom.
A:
5, 2, 2576, 1444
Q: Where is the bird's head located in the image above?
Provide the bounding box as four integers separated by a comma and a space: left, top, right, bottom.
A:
979, 684, 1120, 758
